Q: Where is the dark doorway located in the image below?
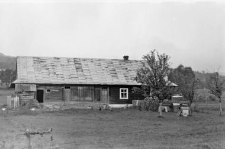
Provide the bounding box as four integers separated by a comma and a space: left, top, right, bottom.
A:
37, 90, 44, 103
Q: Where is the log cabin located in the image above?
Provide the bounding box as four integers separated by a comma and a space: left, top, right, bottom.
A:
12, 56, 144, 106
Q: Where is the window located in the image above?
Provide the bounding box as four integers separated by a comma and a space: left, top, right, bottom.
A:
120, 88, 128, 99
46, 89, 50, 93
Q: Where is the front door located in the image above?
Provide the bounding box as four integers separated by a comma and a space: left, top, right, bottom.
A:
37, 90, 44, 103
64, 88, 71, 102
101, 87, 109, 103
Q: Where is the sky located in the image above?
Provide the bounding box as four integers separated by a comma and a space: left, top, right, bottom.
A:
0, 0, 224, 74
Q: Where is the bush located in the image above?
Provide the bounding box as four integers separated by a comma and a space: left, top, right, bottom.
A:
198, 95, 205, 102
21, 99, 41, 109
208, 95, 217, 101
138, 97, 159, 111
191, 102, 199, 112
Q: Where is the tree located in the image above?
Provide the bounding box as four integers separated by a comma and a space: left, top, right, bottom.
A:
207, 72, 224, 116
168, 65, 197, 103
0, 69, 16, 87
135, 50, 171, 101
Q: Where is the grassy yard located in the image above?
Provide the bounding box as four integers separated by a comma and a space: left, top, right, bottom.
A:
0, 89, 225, 149
0, 107, 225, 149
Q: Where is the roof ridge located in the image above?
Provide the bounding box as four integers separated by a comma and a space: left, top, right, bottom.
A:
17, 56, 142, 61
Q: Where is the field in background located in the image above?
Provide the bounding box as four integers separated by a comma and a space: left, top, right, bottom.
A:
195, 89, 225, 100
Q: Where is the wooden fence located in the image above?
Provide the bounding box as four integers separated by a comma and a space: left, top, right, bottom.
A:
7, 96, 19, 108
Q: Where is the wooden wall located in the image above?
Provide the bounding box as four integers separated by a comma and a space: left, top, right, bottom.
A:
37, 85, 63, 102
27, 84, 145, 104
18, 91, 35, 105
94, 87, 101, 102
15, 84, 36, 105
109, 86, 131, 104
15, 84, 36, 92
109, 86, 144, 104
71, 86, 94, 101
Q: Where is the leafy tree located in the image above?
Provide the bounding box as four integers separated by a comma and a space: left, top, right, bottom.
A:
135, 50, 171, 101
0, 69, 16, 87
168, 65, 197, 103
0, 53, 16, 70
207, 72, 224, 116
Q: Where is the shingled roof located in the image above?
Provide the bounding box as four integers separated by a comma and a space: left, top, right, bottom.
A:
13, 56, 143, 85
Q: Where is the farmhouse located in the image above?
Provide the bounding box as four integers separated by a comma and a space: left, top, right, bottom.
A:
12, 56, 144, 105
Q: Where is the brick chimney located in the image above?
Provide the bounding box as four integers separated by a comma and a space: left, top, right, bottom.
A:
123, 55, 129, 60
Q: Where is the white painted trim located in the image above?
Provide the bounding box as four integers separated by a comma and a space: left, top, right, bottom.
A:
120, 88, 128, 99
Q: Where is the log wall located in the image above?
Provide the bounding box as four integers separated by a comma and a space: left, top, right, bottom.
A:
37, 86, 63, 102
18, 91, 35, 105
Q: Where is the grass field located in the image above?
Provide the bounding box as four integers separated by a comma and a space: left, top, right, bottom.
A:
0, 89, 225, 149
0, 107, 225, 149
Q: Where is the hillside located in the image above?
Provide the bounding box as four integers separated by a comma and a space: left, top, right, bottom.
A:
0, 53, 16, 70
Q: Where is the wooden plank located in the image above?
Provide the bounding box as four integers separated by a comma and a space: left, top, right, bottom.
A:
15, 84, 36, 92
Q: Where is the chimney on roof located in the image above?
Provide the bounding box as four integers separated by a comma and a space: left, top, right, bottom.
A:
123, 55, 129, 61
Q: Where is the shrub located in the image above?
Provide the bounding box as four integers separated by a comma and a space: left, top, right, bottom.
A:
138, 97, 159, 111
208, 95, 217, 101
191, 102, 199, 112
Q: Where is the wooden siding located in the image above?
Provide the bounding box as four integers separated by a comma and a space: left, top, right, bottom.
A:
109, 86, 144, 104
32, 85, 144, 104
37, 86, 63, 102
71, 86, 94, 101
109, 86, 130, 104
18, 91, 35, 105
101, 87, 109, 103
15, 84, 36, 92
94, 87, 101, 102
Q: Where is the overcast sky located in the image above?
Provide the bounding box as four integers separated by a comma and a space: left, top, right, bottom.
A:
0, 0, 224, 73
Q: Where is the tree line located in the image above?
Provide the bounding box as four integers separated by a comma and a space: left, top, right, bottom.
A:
135, 50, 225, 116
0, 69, 16, 87
0, 53, 16, 70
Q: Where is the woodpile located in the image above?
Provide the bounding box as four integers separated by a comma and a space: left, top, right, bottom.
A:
18, 92, 35, 106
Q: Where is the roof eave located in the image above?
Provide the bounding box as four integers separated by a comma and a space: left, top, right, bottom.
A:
12, 80, 141, 86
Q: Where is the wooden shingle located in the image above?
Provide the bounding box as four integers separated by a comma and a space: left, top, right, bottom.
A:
13, 56, 144, 85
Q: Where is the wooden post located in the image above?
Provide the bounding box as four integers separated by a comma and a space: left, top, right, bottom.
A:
7, 96, 11, 108
24, 124, 53, 149
25, 129, 32, 149
219, 98, 222, 116
50, 128, 53, 148
158, 102, 163, 118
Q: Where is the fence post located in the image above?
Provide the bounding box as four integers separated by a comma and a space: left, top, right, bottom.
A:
16, 96, 20, 108
7, 96, 11, 108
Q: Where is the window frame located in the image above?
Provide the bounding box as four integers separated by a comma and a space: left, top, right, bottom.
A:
120, 88, 128, 99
